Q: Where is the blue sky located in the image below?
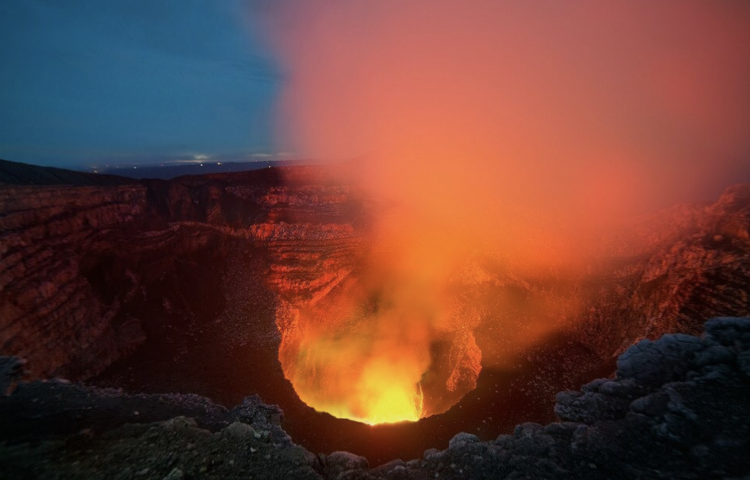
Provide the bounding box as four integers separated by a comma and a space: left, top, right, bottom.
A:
0, 0, 282, 167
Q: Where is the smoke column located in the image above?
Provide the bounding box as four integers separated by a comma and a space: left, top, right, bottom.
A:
249, 0, 750, 423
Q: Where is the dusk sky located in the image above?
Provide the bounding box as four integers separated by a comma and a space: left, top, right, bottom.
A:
0, 0, 281, 167
1, 0, 749, 205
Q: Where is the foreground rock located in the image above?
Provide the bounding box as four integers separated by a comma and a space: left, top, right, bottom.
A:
2, 316, 749, 479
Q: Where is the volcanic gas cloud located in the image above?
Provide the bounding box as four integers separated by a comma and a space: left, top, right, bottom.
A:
251, 0, 750, 424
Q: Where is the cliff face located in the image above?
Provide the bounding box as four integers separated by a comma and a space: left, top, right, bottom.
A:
0, 185, 150, 378
0, 166, 366, 380
574, 183, 750, 359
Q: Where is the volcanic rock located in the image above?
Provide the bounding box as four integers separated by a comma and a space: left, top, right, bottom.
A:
574, 183, 750, 358
1, 316, 749, 479
0, 162, 365, 380
3, 161, 750, 473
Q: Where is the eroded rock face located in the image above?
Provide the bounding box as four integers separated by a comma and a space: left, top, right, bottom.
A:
0, 165, 366, 381
0, 184, 151, 378
573, 183, 750, 359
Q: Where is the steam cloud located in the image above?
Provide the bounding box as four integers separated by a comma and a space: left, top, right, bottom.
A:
251, 1, 750, 423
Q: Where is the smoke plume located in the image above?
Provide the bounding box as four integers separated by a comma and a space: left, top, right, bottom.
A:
251, 0, 750, 423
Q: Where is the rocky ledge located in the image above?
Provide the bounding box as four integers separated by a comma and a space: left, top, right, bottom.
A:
1, 316, 749, 479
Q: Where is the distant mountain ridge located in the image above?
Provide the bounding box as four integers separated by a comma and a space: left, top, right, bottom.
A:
0, 158, 136, 186
0, 158, 314, 184
98, 160, 310, 180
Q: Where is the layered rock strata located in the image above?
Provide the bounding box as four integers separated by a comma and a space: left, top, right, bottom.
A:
0, 163, 365, 381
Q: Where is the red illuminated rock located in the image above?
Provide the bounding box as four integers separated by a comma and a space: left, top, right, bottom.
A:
574, 183, 750, 358
2, 157, 750, 427
0, 160, 365, 381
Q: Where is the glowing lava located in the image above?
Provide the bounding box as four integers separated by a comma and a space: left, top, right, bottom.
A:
276, 298, 433, 425
355, 379, 424, 425
318, 357, 425, 425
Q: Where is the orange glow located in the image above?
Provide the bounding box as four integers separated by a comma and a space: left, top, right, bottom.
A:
274, 217, 485, 424
251, 1, 750, 424
299, 348, 425, 425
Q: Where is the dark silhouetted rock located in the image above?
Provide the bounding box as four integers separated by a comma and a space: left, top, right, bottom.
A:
323, 451, 369, 479
2, 316, 749, 479
0, 356, 25, 395
616, 333, 704, 387
0, 158, 137, 186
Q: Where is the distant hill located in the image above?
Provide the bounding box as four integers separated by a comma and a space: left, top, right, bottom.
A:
0, 159, 136, 186
0, 159, 316, 185
99, 160, 311, 180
